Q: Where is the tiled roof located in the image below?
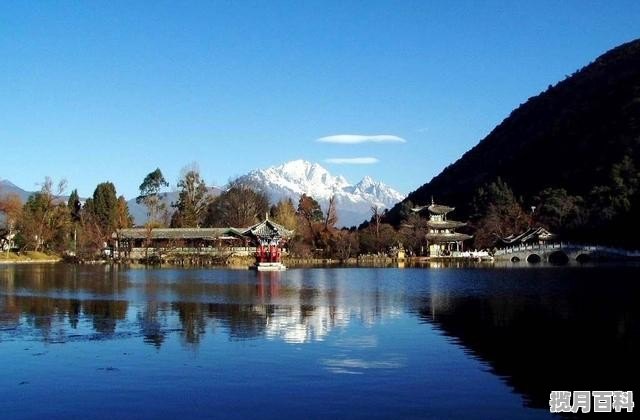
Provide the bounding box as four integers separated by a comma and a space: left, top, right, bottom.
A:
499, 227, 555, 245
115, 228, 245, 240
244, 219, 293, 238
428, 204, 455, 215
427, 220, 466, 229
114, 218, 294, 241
426, 232, 473, 243
411, 203, 455, 215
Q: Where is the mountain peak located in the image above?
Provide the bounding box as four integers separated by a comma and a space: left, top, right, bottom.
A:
274, 160, 330, 183
356, 176, 376, 187
385, 38, 640, 233
0, 179, 19, 188
239, 160, 405, 226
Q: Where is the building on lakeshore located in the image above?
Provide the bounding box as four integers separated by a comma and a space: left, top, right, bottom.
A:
412, 200, 472, 257
497, 226, 555, 247
112, 217, 293, 262
244, 217, 293, 265
0, 227, 17, 251
244, 217, 293, 271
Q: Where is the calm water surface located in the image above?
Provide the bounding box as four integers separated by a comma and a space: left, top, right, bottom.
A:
1, 264, 638, 419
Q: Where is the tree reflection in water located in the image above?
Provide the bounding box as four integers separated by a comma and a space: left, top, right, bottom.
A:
1, 264, 638, 411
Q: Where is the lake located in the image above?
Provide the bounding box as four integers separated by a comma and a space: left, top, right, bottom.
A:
1, 264, 638, 419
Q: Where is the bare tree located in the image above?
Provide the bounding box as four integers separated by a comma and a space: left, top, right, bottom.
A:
371, 205, 382, 239
324, 195, 338, 231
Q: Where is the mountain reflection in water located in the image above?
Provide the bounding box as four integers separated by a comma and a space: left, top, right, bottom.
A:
1, 263, 638, 416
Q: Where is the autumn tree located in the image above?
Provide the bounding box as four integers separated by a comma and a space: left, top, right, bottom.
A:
172, 166, 212, 227
115, 196, 133, 229
270, 198, 298, 231
296, 194, 323, 249
76, 198, 104, 258
327, 229, 359, 260
399, 211, 429, 256
315, 195, 340, 255
359, 223, 397, 254
74, 191, 132, 259
18, 177, 70, 252
0, 193, 23, 251
205, 179, 269, 227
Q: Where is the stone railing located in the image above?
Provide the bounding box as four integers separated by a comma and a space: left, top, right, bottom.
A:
494, 242, 640, 257
124, 246, 259, 259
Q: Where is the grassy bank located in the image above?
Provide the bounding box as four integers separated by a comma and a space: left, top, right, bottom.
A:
0, 251, 61, 264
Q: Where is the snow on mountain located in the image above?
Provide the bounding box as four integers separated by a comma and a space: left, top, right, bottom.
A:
238, 160, 405, 227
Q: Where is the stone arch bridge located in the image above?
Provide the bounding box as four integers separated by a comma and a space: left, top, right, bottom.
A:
494, 242, 640, 264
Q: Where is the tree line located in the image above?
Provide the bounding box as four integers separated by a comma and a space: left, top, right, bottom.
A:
3, 154, 638, 260
464, 154, 640, 249
0, 166, 415, 259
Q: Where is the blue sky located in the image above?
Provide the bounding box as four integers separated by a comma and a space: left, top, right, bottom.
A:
1, 1, 639, 199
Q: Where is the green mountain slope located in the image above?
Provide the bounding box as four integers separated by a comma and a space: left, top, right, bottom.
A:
387, 38, 640, 244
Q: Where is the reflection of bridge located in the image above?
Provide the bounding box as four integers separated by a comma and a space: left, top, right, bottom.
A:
494, 242, 640, 263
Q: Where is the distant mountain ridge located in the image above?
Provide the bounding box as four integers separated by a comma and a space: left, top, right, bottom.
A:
4, 161, 404, 228
0, 179, 32, 202
386, 38, 640, 227
237, 160, 405, 227
126, 187, 222, 226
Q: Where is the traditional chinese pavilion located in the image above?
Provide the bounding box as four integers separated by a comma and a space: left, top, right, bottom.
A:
413, 200, 472, 257
243, 215, 293, 271
497, 226, 555, 247
112, 216, 293, 267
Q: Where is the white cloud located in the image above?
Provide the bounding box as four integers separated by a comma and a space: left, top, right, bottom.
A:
317, 134, 406, 144
324, 157, 379, 165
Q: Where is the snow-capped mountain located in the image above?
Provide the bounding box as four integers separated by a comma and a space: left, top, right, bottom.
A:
238, 160, 405, 227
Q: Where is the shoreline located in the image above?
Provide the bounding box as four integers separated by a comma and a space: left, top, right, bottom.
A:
0, 259, 61, 265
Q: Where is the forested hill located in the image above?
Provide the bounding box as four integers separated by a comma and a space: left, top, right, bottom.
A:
386, 38, 640, 236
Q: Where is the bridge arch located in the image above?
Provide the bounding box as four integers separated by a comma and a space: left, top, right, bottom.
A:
526, 253, 542, 264
511, 256, 520, 263
548, 250, 569, 265
576, 253, 591, 263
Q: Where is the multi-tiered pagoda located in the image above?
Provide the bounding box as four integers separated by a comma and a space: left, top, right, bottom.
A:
413, 200, 472, 257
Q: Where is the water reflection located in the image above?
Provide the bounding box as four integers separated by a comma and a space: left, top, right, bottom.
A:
1, 264, 639, 413
410, 267, 640, 409
0, 265, 404, 348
